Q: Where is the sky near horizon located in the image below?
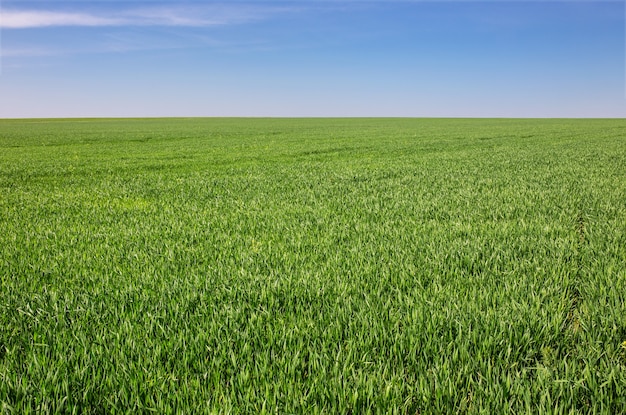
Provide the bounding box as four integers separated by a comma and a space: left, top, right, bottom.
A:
0, 1, 624, 118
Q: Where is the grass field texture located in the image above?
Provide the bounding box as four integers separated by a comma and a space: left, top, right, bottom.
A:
1, 118, 625, 413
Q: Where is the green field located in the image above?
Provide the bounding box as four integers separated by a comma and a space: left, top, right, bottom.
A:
1, 118, 625, 413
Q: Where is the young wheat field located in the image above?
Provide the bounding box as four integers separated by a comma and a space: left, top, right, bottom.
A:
1, 118, 625, 413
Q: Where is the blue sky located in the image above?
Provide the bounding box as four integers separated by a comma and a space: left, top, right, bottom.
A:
0, 1, 624, 117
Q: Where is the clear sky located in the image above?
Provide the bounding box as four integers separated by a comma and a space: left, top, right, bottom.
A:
0, 1, 624, 118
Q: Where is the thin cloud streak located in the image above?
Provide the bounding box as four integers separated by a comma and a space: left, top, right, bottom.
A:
2, 11, 125, 28
5, 1, 611, 29
0, 5, 294, 29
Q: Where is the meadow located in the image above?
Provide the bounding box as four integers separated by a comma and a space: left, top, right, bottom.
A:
0, 118, 625, 413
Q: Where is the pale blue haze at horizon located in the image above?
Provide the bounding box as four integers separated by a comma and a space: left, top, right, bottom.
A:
0, 1, 624, 117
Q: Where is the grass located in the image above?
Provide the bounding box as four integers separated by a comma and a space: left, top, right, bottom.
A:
0, 118, 625, 413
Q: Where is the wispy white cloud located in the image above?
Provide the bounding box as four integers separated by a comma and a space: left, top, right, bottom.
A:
0, 4, 291, 60
0, 4, 292, 29
1, 10, 125, 29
